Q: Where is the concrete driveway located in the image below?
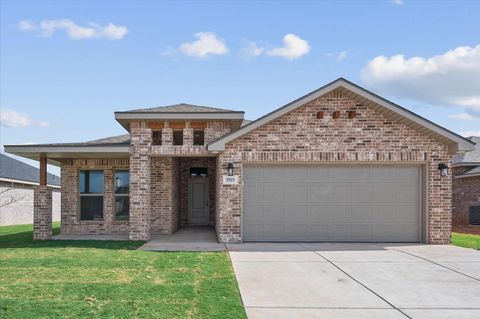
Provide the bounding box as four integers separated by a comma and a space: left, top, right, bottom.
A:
227, 243, 480, 319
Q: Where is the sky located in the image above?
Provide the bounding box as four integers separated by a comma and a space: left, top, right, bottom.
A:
1, 0, 480, 176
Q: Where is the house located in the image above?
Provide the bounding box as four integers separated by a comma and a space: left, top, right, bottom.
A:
4, 78, 475, 243
452, 136, 480, 226
0, 153, 61, 226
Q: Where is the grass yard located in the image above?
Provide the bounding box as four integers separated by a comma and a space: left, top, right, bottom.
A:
0, 223, 246, 318
452, 232, 480, 250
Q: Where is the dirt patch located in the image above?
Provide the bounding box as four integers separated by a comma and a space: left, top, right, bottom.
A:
453, 225, 480, 235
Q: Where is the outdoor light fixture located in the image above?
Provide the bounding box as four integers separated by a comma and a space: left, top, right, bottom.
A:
438, 163, 449, 177
227, 163, 234, 176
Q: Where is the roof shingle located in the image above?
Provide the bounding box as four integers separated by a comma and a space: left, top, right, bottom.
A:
0, 153, 61, 186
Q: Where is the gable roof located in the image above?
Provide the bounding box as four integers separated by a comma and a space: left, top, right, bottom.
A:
453, 136, 480, 166
207, 78, 475, 153
0, 153, 61, 186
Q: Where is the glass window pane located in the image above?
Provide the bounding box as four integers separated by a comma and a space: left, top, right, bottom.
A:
193, 130, 204, 145
152, 131, 162, 145
80, 196, 103, 220
89, 171, 104, 193
173, 130, 183, 145
79, 171, 86, 193
115, 171, 130, 194
115, 196, 130, 221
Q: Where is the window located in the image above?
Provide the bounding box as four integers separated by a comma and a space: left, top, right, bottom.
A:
152, 130, 162, 145
193, 130, 205, 145
114, 171, 130, 221
173, 130, 183, 145
79, 170, 104, 220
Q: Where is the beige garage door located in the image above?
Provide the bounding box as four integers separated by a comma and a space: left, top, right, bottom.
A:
243, 165, 421, 242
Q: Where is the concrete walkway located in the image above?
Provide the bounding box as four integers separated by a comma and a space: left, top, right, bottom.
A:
227, 243, 480, 319
139, 226, 226, 251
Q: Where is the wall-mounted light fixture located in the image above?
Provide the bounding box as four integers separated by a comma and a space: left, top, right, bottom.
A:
438, 163, 448, 177
227, 163, 234, 176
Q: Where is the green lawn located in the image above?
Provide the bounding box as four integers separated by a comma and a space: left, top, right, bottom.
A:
0, 223, 246, 318
452, 232, 480, 250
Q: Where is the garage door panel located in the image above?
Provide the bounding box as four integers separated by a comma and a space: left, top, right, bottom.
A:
285, 205, 307, 222
263, 183, 284, 201
264, 205, 285, 223
244, 165, 421, 242
244, 205, 264, 223
284, 183, 308, 202
307, 205, 329, 222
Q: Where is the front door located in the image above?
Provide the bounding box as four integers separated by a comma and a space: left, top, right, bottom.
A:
188, 178, 209, 225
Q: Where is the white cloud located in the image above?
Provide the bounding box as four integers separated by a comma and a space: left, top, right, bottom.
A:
18, 19, 128, 40
460, 131, 480, 137
336, 51, 348, 62
240, 40, 264, 57
0, 109, 50, 128
267, 34, 310, 60
179, 32, 228, 58
362, 44, 480, 116
392, 0, 404, 5
448, 113, 480, 121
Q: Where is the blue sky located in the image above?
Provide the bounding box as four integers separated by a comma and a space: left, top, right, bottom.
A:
1, 0, 480, 175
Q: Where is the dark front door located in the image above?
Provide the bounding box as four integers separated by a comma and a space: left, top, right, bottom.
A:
188, 178, 209, 225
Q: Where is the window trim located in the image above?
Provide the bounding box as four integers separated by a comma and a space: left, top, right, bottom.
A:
114, 170, 130, 221
79, 169, 104, 221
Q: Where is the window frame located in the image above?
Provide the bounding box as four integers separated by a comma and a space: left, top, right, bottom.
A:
79, 170, 104, 221
193, 130, 205, 146
114, 170, 130, 221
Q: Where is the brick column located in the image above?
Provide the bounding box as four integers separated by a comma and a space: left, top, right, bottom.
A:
129, 121, 152, 241
33, 186, 52, 240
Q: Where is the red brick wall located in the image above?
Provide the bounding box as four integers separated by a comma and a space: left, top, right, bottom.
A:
217, 91, 452, 244
452, 166, 480, 225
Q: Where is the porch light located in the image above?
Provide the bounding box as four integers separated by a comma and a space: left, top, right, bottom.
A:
227, 163, 234, 176
438, 163, 448, 177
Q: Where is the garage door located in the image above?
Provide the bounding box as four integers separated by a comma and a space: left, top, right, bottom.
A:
243, 165, 421, 242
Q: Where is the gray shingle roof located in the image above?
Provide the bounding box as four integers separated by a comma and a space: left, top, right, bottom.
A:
124, 103, 242, 113
9, 134, 131, 148
0, 153, 61, 186
456, 165, 480, 178
453, 136, 480, 165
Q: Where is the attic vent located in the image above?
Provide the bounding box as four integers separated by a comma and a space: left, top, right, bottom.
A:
469, 205, 480, 226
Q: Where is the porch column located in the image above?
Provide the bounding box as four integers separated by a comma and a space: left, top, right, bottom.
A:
33, 156, 52, 240
129, 121, 152, 241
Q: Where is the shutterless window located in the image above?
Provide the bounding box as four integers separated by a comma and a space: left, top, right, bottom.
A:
152, 130, 162, 145
114, 171, 130, 221
79, 170, 104, 220
173, 130, 183, 145
193, 130, 205, 145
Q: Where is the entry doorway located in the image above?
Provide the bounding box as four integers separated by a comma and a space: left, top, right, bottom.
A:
188, 177, 210, 225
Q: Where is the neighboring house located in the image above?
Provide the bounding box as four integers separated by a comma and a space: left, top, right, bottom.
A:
0, 153, 61, 226
452, 136, 480, 226
5, 78, 475, 243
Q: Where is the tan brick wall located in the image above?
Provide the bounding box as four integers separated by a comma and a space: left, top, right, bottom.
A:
217, 91, 452, 244
61, 159, 130, 235
452, 167, 480, 225
150, 157, 181, 234
33, 185, 52, 240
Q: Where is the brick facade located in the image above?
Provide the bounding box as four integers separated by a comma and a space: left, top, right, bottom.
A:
217, 91, 452, 244
33, 185, 52, 240
452, 167, 480, 225
61, 159, 130, 235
